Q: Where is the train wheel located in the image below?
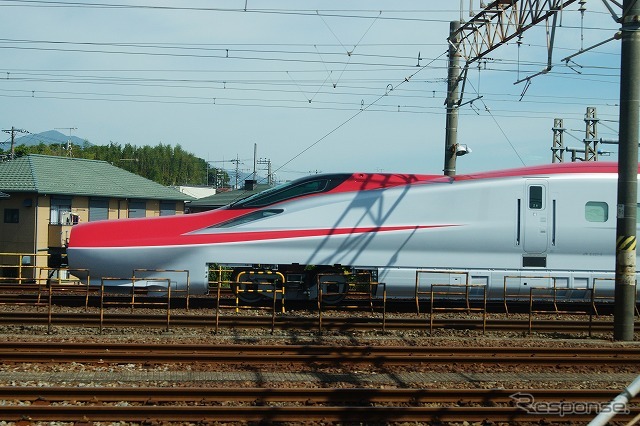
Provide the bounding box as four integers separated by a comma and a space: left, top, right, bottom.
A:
316, 269, 348, 305
231, 269, 265, 304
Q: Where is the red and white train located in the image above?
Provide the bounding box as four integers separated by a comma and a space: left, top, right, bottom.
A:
67, 161, 637, 302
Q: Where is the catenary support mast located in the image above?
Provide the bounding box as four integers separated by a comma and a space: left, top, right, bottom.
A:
446, 0, 577, 175
614, 0, 640, 342
444, 21, 461, 177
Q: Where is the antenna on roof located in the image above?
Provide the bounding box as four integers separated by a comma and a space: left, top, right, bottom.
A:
54, 127, 77, 157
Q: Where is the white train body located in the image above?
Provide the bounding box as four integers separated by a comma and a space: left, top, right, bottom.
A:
67, 162, 635, 301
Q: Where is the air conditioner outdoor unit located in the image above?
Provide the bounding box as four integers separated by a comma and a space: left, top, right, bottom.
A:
60, 211, 72, 225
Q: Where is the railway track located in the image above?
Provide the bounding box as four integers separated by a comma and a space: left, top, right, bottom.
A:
1, 386, 637, 423
2, 341, 639, 365
0, 387, 640, 422
0, 310, 625, 333
0, 386, 621, 402
1, 310, 636, 424
5, 405, 637, 423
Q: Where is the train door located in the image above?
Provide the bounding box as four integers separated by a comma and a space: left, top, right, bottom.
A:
522, 180, 549, 254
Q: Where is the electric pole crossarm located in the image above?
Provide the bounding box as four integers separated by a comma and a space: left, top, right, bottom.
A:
2, 127, 28, 160
454, 0, 577, 64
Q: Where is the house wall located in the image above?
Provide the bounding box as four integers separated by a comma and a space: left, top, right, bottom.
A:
147, 199, 159, 216
72, 197, 89, 222
0, 193, 40, 279
1, 193, 186, 279
0, 193, 37, 254
103, 199, 185, 219
34, 195, 50, 270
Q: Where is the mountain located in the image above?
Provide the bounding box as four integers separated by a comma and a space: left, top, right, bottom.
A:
12, 130, 91, 147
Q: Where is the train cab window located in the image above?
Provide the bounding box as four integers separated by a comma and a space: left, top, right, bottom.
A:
230, 174, 350, 208
585, 201, 608, 222
528, 186, 544, 209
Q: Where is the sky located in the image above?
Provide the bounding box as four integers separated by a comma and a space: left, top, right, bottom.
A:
0, 1, 624, 184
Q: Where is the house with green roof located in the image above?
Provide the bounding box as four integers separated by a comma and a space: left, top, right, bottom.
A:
0, 154, 193, 274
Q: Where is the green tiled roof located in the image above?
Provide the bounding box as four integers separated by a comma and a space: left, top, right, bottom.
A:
188, 184, 272, 207
0, 155, 193, 200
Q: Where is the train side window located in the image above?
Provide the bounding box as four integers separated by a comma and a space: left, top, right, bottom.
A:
213, 209, 284, 228
528, 186, 543, 209
585, 201, 608, 222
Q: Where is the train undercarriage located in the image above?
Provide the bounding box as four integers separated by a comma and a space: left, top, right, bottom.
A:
221, 265, 378, 305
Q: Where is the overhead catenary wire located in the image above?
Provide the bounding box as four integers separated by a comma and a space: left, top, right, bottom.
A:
0, 0, 460, 22
0, 1, 624, 183
464, 78, 527, 166
0, 86, 621, 116
0, 0, 620, 31
271, 50, 446, 177
0, 37, 621, 71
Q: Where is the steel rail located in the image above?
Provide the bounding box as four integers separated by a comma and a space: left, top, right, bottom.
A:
0, 386, 624, 403
1, 405, 638, 422
0, 311, 626, 332
0, 352, 632, 365
4, 341, 640, 356
1, 342, 638, 365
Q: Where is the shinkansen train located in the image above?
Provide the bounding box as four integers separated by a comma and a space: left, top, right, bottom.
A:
66, 161, 637, 303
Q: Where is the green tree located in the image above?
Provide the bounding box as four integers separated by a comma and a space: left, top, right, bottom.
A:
9, 141, 211, 187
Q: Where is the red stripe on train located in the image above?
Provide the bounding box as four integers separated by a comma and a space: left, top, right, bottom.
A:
75, 224, 458, 248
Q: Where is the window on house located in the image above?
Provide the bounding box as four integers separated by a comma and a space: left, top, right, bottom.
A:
128, 200, 146, 218
160, 201, 176, 216
89, 198, 109, 222
50, 197, 72, 225
4, 208, 19, 223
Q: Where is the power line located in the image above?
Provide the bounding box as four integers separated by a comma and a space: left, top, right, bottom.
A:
0, 1, 458, 22
0, 85, 621, 109
0, 38, 443, 63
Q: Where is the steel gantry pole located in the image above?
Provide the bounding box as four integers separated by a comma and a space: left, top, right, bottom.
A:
444, 20, 462, 177
614, 0, 640, 342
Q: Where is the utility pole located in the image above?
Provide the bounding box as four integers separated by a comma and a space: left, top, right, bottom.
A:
252, 143, 257, 182
444, 20, 461, 177
231, 155, 241, 189
614, 0, 640, 342
258, 158, 273, 185
2, 127, 28, 159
